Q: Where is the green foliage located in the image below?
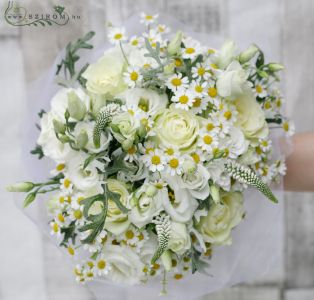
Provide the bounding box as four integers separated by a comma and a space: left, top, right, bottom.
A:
30, 145, 44, 159
190, 246, 210, 274
56, 31, 95, 87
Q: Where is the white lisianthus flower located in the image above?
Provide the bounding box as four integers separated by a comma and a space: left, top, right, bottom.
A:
206, 160, 231, 191
111, 111, 140, 150
235, 88, 269, 142
105, 179, 131, 235
168, 222, 191, 255
82, 47, 127, 97
215, 39, 237, 70
198, 192, 244, 245
154, 107, 199, 152
162, 175, 198, 223
37, 111, 73, 162
216, 61, 249, 98
103, 245, 144, 285
121, 88, 168, 116
138, 233, 158, 265
67, 152, 103, 191
222, 127, 249, 159
178, 163, 211, 200
129, 184, 164, 228
74, 122, 112, 153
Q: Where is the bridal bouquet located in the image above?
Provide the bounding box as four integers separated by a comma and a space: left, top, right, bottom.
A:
8, 13, 293, 294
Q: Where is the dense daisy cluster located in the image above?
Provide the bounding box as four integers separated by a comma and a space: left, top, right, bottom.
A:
8, 12, 293, 292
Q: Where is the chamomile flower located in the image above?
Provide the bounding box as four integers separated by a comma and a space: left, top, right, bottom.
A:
54, 210, 69, 226
219, 105, 238, 125
124, 145, 138, 162
190, 80, 208, 97
139, 140, 156, 155
71, 194, 85, 210
143, 29, 163, 48
166, 154, 184, 176
122, 228, 139, 246
142, 149, 166, 172
191, 96, 209, 114
107, 27, 127, 45
95, 255, 111, 276
51, 162, 66, 176
69, 206, 84, 225
82, 268, 96, 281
259, 138, 272, 152
60, 178, 73, 195
190, 149, 206, 164
254, 80, 268, 98
140, 12, 159, 26
181, 38, 202, 60
96, 230, 108, 246
156, 24, 170, 34
50, 221, 61, 236
263, 99, 273, 112
166, 73, 189, 92
124, 66, 142, 88
129, 35, 144, 47
171, 89, 195, 110
192, 63, 211, 80
197, 130, 218, 153
282, 119, 295, 136
274, 158, 287, 176
66, 245, 76, 257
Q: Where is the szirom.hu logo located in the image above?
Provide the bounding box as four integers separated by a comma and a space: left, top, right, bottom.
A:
4, 1, 81, 27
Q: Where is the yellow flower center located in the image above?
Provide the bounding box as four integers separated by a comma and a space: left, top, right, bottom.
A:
206, 123, 214, 131
169, 158, 179, 169
57, 213, 65, 223
171, 78, 182, 87
145, 15, 153, 20
125, 230, 135, 240
151, 155, 161, 165
283, 122, 289, 131
127, 146, 136, 154
195, 85, 203, 93
224, 111, 232, 120
261, 141, 268, 147
203, 135, 213, 144
174, 273, 183, 280
255, 146, 262, 155
185, 48, 195, 54
63, 178, 71, 188
165, 148, 174, 155
179, 95, 189, 104
152, 263, 160, 270
256, 85, 263, 93
67, 247, 75, 256
87, 261, 94, 268
59, 196, 64, 204
130, 71, 138, 81
207, 87, 217, 98
197, 67, 205, 76
276, 98, 282, 108
97, 260, 106, 270
145, 147, 154, 154
138, 233, 144, 241
56, 163, 65, 171
74, 210, 82, 220
211, 63, 218, 69
207, 48, 215, 54
131, 39, 138, 46
52, 223, 59, 233
77, 196, 84, 204
193, 98, 201, 107
114, 33, 123, 40
191, 153, 200, 163
175, 59, 182, 67
158, 25, 165, 32
155, 182, 164, 189
264, 101, 271, 109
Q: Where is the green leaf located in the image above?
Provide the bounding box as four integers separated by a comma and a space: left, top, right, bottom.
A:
23, 193, 36, 208
255, 51, 264, 68
107, 190, 129, 214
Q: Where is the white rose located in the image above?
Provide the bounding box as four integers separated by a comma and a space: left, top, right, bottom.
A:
178, 163, 210, 200
198, 192, 244, 245
129, 184, 164, 228
162, 175, 198, 222
216, 61, 249, 98
121, 88, 168, 116
168, 222, 191, 255
67, 152, 102, 191
74, 121, 112, 153
103, 245, 144, 285
154, 107, 199, 152
235, 88, 269, 142
82, 47, 127, 96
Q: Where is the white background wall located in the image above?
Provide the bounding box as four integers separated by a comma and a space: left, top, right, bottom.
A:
0, 0, 314, 299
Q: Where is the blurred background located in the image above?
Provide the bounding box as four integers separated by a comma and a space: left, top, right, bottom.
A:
1, 0, 314, 299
